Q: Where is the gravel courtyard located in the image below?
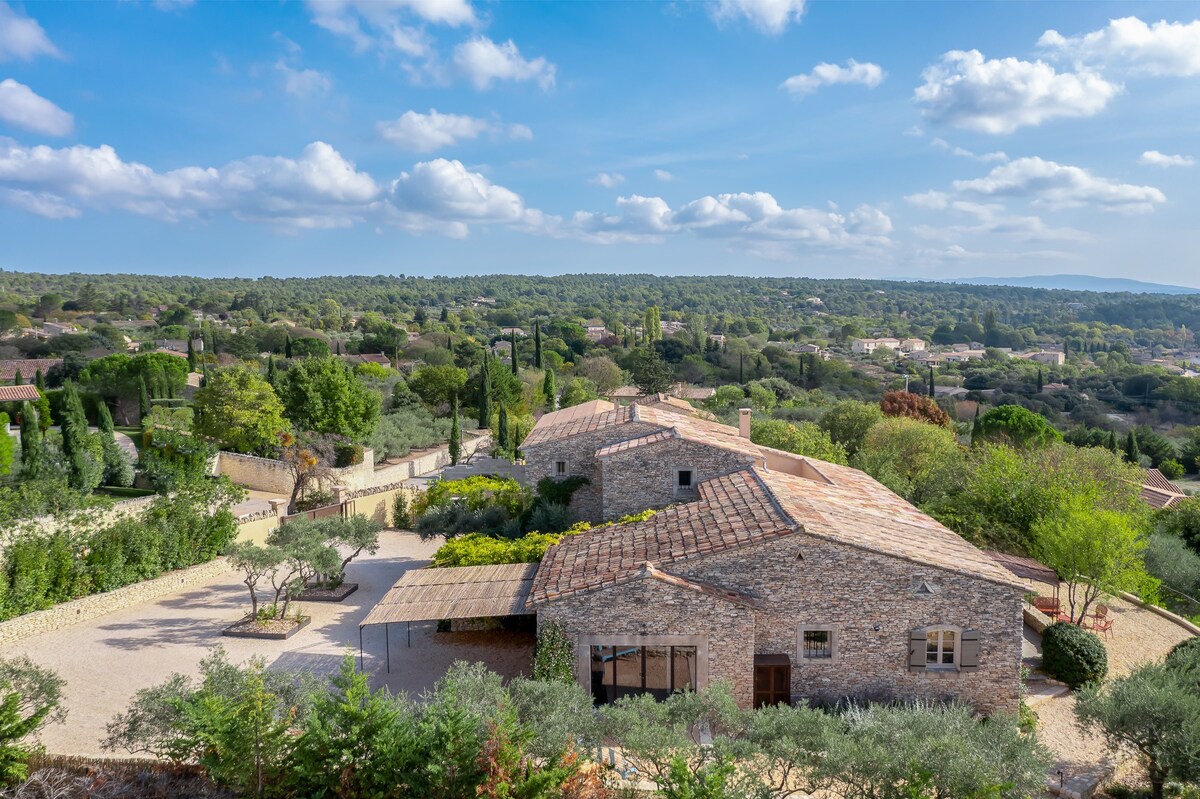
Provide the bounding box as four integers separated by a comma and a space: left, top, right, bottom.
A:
6, 530, 536, 757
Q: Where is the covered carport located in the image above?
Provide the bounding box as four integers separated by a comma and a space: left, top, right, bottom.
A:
358, 563, 539, 672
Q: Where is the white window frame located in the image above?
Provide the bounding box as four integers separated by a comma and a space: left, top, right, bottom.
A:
924, 626, 960, 670
796, 624, 839, 664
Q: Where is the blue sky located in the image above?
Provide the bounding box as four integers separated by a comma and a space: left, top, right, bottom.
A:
1, 0, 1198, 283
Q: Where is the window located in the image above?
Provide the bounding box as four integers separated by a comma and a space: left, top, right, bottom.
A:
589, 645, 697, 705
797, 625, 838, 663
554, 460, 568, 477
926, 629, 956, 667
802, 630, 832, 659
675, 468, 695, 494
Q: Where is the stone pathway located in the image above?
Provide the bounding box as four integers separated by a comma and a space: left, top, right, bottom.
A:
1030, 595, 1194, 798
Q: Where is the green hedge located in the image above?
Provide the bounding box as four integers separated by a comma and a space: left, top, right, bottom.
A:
0, 479, 240, 622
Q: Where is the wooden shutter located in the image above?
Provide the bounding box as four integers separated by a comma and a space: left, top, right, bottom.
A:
908, 629, 926, 670
959, 630, 981, 671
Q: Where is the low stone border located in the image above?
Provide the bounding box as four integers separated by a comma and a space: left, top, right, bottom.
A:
1118, 591, 1200, 636
295, 583, 359, 602
222, 615, 311, 640
0, 557, 234, 647
1024, 606, 1053, 634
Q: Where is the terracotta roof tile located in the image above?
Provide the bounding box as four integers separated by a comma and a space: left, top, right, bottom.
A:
0, 385, 42, 402
0, 359, 60, 382
523, 401, 626, 448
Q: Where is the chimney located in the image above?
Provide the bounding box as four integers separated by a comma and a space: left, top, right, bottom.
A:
738, 408, 752, 439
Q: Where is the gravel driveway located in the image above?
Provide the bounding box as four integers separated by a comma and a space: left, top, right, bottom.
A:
7, 530, 536, 757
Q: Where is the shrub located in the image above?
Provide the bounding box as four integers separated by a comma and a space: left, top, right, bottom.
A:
532, 621, 576, 684
1165, 636, 1200, 668
414, 475, 529, 518
392, 492, 411, 528
333, 441, 364, 468
369, 407, 453, 460
526, 502, 574, 534
430, 531, 566, 567
1042, 622, 1108, 688
1159, 458, 1186, 481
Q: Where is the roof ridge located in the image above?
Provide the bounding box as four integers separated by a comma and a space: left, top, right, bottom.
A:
742, 466, 803, 529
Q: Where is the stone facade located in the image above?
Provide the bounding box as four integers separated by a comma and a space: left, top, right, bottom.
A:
523, 422, 660, 522
598, 438, 752, 519
538, 534, 1023, 715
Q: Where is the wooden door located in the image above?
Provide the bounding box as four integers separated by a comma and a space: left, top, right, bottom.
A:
753, 662, 791, 707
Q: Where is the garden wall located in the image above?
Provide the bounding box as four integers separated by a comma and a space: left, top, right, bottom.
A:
0, 557, 233, 646
213, 449, 378, 494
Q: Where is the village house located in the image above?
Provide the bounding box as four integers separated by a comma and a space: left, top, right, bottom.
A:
583, 320, 608, 341
851, 337, 900, 354
0, 358, 61, 383
519, 402, 1025, 714
1014, 350, 1066, 366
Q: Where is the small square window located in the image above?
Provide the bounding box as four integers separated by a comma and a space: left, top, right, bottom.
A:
677, 469, 694, 489
802, 630, 832, 659
554, 461, 567, 477
926, 630, 957, 666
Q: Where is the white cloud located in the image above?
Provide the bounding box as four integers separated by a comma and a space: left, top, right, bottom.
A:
904, 125, 924, 137
712, 0, 805, 34
307, 0, 475, 56
538, 190, 892, 249
0, 187, 79, 218
1039, 17, 1200, 77
0, 1, 61, 61
953, 156, 1165, 213
376, 109, 530, 152
914, 49, 1119, 134
388, 157, 531, 237
930, 137, 1008, 163
780, 59, 885, 96
0, 79, 73, 136
654, 169, 674, 182
588, 172, 624, 188
452, 36, 555, 90
275, 60, 332, 99
904, 190, 950, 210
1139, 150, 1194, 168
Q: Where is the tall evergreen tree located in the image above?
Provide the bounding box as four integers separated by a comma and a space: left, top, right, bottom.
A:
534, 321, 543, 369
34, 368, 44, 391
542, 368, 557, 411
266, 355, 277, 385
478, 354, 493, 428
1124, 430, 1141, 465
138, 375, 150, 422
927, 366, 935, 398
971, 405, 982, 445
285, 335, 293, 359
187, 337, 197, 371
738, 353, 744, 384
1106, 429, 1119, 453
12, 371, 22, 386
510, 329, 518, 375
19, 402, 42, 478
497, 400, 510, 452
96, 401, 114, 436
335, 339, 342, 356
1037, 369, 1044, 393
449, 393, 461, 466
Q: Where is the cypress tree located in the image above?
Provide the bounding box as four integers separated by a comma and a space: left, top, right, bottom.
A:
138, 375, 150, 421
738, 353, 744, 384
97, 401, 114, 436
267, 355, 277, 384
534, 321, 543, 369
449, 393, 462, 466
336, 339, 342, 356
19, 402, 42, 478
971, 405, 982, 445
510, 329, 518, 375
187, 338, 197, 371
543, 368, 557, 411
34, 368, 44, 391
478, 354, 493, 428
1037, 369, 1044, 394
927, 366, 935, 398
1106, 429, 1118, 453
497, 400, 510, 451
285, 335, 293, 359
13, 371, 23, 386
1124, 430, 1141, 465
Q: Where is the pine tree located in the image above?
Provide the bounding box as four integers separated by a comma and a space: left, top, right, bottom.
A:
449, 393, 462, 466
1124, 430, 1141, 465
478, 354, 493, 428
34, 368, 44, 391
19, 402, 42, 478
510, 329, 518, 375
542, 368, 557, 411
1037, 369, 1044, 393
12, 371, 22, 386
138, 375, 150, 422
497, 400, 510, 452
534, 321, 543, 369
187, 337, 197, 371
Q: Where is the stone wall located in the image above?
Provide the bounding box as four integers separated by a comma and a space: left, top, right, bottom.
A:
599, 438, 752, 519
213, 449, 378, 494
538, 534, 1024, 715
523, 422, 660, 522
0, 557, 233, 647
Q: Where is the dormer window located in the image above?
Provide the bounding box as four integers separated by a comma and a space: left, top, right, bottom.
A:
675, 468, 695, 494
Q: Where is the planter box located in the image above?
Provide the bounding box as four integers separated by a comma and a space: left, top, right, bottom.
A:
222, 615, 311, 640
295, 583, 359, 603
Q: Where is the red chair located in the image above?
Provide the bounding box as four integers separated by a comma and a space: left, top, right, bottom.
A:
1091, 617, 1114, 639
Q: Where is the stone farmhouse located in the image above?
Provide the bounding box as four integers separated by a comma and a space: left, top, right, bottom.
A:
520, 401, 1024, 713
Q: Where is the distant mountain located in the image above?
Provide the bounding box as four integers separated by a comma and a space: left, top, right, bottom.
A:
947, 274, 1200, 295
